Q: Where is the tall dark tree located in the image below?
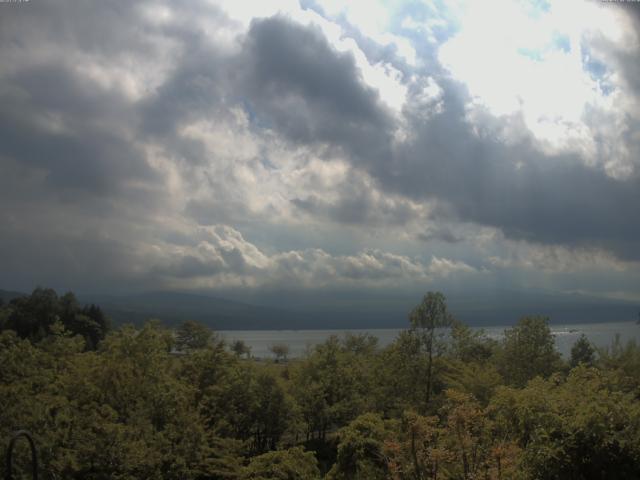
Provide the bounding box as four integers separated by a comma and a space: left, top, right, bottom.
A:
409, 292, 454, 405
240, 447, 320, 480
270, 343, 290, 362
499, 316, 562, 387
1, 288, 109, 349
570, 334, 596, 368
6, 287, 60, 341
231, 339, 251, 358
175, 320, 213, 351
80, 303, 110, 349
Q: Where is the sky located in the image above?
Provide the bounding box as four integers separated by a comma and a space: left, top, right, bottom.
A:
1, 0, 640, 310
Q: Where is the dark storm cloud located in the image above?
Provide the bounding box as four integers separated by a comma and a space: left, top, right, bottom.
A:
1, 0, 640, 294
0, 1, 147, 56
0, 217, 147, 293
243, 17, 387, 124
0, 0, 166, 197
0, 0, 243, 212
238, 16, 395, 159
139, 35, 226, 139
583, 5, 640, 101
151, 255, 226, 279
228, 17, 640, 260
0, 64, 153, 194
378, 94, 640, 259
0, 0, 171, 291
371, 76, 640, 259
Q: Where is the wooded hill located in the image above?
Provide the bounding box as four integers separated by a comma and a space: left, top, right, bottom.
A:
1, 288, 640, 478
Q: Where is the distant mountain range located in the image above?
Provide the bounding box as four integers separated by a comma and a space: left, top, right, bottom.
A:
79, 291, 306, 330
1, 288, 638, 330
0, 289, 25, 304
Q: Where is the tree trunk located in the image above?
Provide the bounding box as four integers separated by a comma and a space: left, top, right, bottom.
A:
411, 429, 423, 480
425, 328, 435, 406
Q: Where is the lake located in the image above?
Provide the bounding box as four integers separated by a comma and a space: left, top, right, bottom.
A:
219, 321, 640, 359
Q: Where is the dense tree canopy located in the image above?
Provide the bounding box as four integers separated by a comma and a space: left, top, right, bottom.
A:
409, 292, 454, 405
570, 334, 596, 368
498, 315, 562, 387
0, 288, 109, 349
1, 289, 640, 479
175, 319, 215, 351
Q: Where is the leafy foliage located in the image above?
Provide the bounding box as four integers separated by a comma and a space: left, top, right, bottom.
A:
570, 333, 596, 368
1, 288, 109, 349
498, 316, 562, 387
231, 339, 252, 358
409, 292, 454, 405
240, 447, 321, 480
491, 367, 640, 479
1, 288, 639, 479
175, 319, 215, 351
270, 343, 290, 362
326, 413, 393, 480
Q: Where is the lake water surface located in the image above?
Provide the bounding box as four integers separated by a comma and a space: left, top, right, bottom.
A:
220, 321, 640, 359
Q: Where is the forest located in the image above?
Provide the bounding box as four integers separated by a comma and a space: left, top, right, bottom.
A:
1, 288, 640, 479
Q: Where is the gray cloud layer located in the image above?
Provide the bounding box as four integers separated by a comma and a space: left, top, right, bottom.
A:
1, 1, 639, 295
234, 15, 640, 259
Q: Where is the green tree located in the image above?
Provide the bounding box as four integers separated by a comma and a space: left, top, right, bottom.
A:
491, 366, 640, 479
326, 413, 393, 480
270, 343, 290, 362
194, 357, 292, 455
232, 339, 252, 358
0, 301, 8, 331
440, 389, 499, 480
570, 334, 596, 368
443, 361, 503, 407
2, 289, 109, 350
240, 447, 321, 480
342, 333, 378, 355
5, 287, 60, 341
449, 322, 496, 363
409, 292, 454, 405
374, 330, 429, 415
80, 303, 110, 348
498, 316, 562, 387
443, 322, 502, 407
0, 322, 239, 479
56, 293, 110, 350
291, 335, 374, 441
597, 335, 640, 392
385, 411, 450, 480
252, 372, 292, 452
175, 320, 213, 351
59, 292, 107, 349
